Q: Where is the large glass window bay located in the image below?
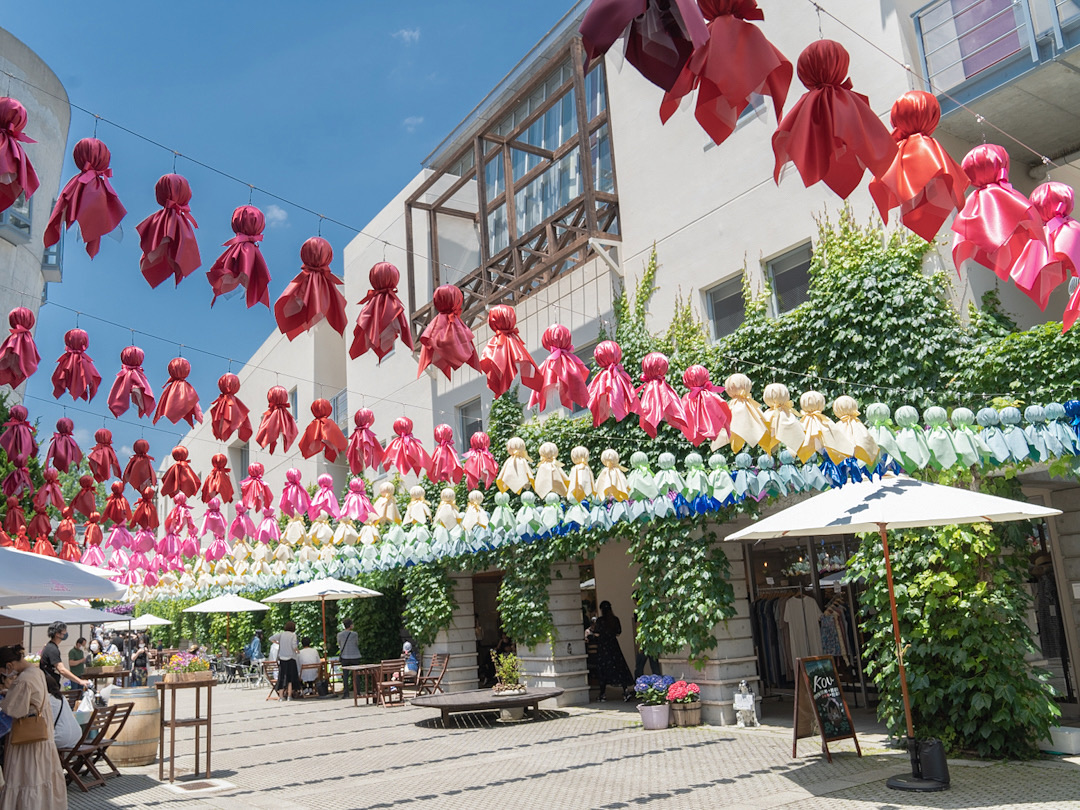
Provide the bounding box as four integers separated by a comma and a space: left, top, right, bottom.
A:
405, 38, 620, 336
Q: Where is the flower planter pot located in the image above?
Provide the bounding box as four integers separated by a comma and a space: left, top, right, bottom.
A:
86, 665, 123, 675
492, 684, 527, 696
637, 703, 670, 730
671, 702, 701, 727
163, 671, 214, 684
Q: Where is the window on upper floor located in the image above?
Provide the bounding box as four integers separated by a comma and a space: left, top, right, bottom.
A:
289, 387, 299, 420
705, 275, 745, 340
330, 387, 349, 436
765, 242, 813, 316
0, 193, 31, 246
457, 398, 484, 453
230, 442, 250, 479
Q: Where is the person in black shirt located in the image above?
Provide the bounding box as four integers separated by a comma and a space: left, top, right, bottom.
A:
40, 621, 89, 689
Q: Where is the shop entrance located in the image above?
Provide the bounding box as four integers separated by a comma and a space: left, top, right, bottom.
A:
473, 572, 505, 688
746, 536, 871, 709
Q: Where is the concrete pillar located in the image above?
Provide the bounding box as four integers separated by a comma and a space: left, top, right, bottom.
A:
518, 562, 590, 707
659, 539, 761, 726
427, 573, 477, 693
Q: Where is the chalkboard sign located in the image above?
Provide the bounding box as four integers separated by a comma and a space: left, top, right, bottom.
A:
792, 656, 861, 762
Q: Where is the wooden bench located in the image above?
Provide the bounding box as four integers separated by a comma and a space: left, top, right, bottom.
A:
412, 687, 564, 727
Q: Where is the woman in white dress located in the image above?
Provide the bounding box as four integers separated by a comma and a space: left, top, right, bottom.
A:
0, 644, 67, 810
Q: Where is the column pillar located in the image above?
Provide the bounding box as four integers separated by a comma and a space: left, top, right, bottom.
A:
428, 573, 477, 693
517, 562, 590, 707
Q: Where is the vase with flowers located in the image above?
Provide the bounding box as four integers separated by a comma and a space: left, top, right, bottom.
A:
634, 674, 675, 729
667, 680, 702, 726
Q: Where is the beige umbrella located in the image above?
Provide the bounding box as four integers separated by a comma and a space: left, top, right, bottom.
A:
183, 594, 269, 651
727, 474, 1060, 791
264, 578, 382, 653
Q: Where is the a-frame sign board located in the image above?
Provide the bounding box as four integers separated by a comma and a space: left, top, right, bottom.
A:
792, 655, 862, 763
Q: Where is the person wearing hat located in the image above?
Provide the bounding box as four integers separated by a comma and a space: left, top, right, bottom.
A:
40, 621, 89, 689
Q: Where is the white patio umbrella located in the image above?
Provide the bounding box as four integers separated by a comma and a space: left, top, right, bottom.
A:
264, 578, 382, 653
183, 594, 270, 651
727, 474, 1060, 790
0, 547, 125, 604
107, 614, 172, 631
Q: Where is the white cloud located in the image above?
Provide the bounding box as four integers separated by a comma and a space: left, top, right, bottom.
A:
393, 28, 420, 44
73, 427, 93, 447
120, 445, 133, 457
264, 204, 289, 229
402, 116, 424, 134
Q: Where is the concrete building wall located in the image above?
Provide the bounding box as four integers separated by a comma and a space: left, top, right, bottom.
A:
166, 322, 346, 528
0, 27, 70, 404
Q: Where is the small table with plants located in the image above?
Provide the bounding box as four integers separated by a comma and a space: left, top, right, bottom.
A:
157, 652, 215, 782
412, 651, 563, 726
84, 653, 130, 690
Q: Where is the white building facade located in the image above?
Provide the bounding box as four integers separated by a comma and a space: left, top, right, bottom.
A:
178, 1, 1080, 721
0, 27, 71, 404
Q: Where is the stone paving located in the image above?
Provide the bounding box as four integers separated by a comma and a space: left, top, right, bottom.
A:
66, 685, 1080, 810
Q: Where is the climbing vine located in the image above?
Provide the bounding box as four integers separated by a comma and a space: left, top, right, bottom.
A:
402, 562, 458, 649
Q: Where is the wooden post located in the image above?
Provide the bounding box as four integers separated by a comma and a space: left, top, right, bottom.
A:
879, 524, 915, 739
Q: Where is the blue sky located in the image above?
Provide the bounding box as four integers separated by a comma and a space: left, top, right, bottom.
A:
4, 1, 575, 462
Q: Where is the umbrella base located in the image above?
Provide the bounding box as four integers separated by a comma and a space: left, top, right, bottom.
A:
886, 774, 949, 792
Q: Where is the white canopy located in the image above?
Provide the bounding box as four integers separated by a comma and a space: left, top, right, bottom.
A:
264, 578, 382, 604
0, 606, 122, 626
0, 548, 126, 604
106, 614, 172, 631
183, 594, 270, 613
725, 475, 1060, 541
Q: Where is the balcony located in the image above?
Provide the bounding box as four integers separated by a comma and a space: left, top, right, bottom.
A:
912, 0, 1080, 167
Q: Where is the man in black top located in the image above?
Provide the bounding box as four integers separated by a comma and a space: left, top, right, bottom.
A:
41, 621, 89, 689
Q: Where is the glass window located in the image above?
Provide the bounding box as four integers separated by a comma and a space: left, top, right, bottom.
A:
766, 243, 813, 315
230, 442, 250, 478
289, 387, 299, 419
0, 192, 31, 246
457, 398, 484, 453
330, 388, 349, 436
705, 276, 745, 339
589, 125, 614, 194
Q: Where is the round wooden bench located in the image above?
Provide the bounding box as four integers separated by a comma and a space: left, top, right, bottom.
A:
412, 687, 564, 726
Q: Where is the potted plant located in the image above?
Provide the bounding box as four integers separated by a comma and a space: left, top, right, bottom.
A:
634, 675, 674, 729
667, 680, 702, 726
86, 652, 124, 674
491, 651, 526, 696
162, 652, 212, 683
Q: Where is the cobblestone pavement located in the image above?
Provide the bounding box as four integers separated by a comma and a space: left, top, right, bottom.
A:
66, 686, 1080, 810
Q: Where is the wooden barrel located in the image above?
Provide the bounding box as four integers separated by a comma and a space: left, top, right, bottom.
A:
108, 687, 159, 766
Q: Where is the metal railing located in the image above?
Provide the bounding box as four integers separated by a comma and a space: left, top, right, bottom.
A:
912, 0, 1079, 93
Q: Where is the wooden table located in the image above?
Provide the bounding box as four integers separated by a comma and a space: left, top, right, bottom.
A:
156, 680, 214, 783
412, 687, 564, 726
342, 664, 381, 706
86, 670, 131, 690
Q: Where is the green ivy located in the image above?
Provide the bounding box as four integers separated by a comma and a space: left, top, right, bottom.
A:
628, 519, 735, 666
847, 479, 1060, 758
497, 540, 556, 648
403, 563, 458, 649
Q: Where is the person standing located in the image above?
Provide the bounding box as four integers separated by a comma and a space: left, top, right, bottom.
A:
40, 621, 88, 690
270, 621, 302, 702
337, 619, 361, 699
67, 637, 88, 682
586, 601, 634, 702
0, 644, 67, 809
243, 630, 264, 664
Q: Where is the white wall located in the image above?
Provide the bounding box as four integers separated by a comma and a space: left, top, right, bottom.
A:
0, 28, 71, 403
605, 2, 912, 334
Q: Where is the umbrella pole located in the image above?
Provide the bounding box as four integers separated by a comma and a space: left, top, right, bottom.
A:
321, 598, 327, 655
878, 524, 915, 740
227, 613, 230, 655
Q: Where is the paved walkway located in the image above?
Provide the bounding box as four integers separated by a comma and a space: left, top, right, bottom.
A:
67, 686, 1080, 809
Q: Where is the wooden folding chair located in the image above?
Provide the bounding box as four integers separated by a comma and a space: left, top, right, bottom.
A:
91, 701, 133, 780
414, 653, 449, 696
377, 658, 406, 707
58, 704, 116, 792
264, 660, 281, 700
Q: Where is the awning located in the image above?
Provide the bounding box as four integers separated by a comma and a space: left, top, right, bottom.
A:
0, 606, 127, 626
